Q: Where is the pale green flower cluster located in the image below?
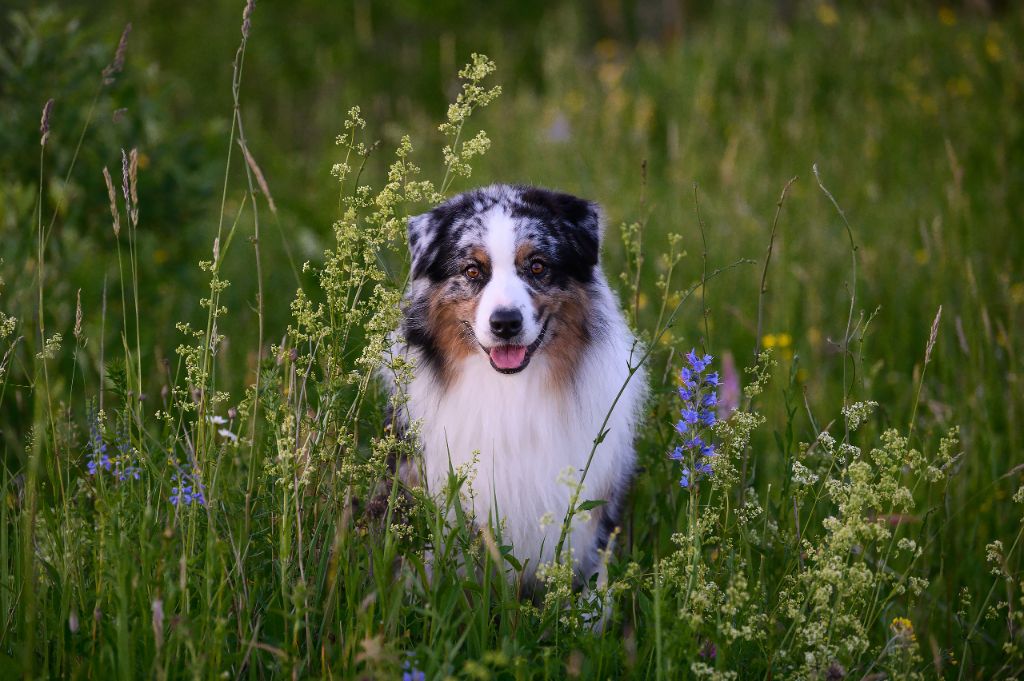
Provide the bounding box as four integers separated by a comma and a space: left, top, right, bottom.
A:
438, 54, 502, 193
36, 332, 62, 360
265, 58, 500, 494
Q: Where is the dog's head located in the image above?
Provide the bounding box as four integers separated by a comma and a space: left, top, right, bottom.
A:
403, 184, 602, 379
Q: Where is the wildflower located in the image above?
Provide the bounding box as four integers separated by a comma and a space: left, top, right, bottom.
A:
84, 407, 142, 481
717, 351, 740, 416
111, 421, 141, 481
217, 428, 238, 442
890, 616, 916, 644
671, 349, 719, 488
170, 468, 207, 507
402, 657, 425, 681
85, 407, 111, 475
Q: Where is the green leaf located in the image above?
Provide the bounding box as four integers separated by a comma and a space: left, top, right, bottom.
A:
577, 499, 607, 512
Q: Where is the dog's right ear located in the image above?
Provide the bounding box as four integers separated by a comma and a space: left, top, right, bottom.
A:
407, 212, 435, 280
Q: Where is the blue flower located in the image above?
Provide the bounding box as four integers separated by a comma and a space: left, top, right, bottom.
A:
669, 350, 720, 489
170, 468, 207, 507
686, 350, 711, 373
402, 658, 426, 681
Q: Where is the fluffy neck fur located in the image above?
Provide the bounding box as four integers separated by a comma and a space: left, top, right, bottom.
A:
400, 280, 646, 579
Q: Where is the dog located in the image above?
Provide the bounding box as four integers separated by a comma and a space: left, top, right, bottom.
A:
384, 184, 647, 594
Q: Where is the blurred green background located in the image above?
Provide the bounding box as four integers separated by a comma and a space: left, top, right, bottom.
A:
2, 0, 1023, 562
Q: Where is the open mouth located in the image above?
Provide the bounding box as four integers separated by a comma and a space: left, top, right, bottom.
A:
483, 319, 549, 374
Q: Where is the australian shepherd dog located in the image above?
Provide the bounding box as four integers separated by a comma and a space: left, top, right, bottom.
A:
385, 184, 647, 594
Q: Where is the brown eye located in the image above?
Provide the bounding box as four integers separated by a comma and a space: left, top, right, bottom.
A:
464, 265, 481, 280
530, 260, 546, 276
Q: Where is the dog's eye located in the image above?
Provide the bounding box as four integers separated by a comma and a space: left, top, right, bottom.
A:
464, 265, 481, 280
530, 260, 546, 276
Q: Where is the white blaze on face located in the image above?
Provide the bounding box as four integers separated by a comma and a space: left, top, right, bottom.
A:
472, 209, 540, 348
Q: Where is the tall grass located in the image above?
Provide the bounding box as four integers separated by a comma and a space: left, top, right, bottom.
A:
1, 2, 1023, 679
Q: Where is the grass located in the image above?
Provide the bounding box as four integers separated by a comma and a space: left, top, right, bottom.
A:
1, 1, 1023, 678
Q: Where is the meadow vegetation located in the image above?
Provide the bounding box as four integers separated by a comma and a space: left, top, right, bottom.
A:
1, 1, 1023, 678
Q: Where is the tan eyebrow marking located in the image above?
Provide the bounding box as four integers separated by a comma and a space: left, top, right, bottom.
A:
515, 240, 538, 268
468, 246, 491, 268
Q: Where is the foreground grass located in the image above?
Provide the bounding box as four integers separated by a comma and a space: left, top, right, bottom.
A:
1, 2, 1023, 678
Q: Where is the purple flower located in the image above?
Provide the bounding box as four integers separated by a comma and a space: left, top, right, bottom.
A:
170, 468, 207, 507
402, 658, 425, 681
669, 350, 720, 488
85, 404, 141, 482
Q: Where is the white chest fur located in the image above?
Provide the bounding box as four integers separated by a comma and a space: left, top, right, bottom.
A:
403, 324, 646, 578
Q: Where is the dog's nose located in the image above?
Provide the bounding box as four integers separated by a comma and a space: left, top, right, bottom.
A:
489, 308, 523, 340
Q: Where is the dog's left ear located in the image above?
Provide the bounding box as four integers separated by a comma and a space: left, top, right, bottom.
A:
519, 187, 603, 268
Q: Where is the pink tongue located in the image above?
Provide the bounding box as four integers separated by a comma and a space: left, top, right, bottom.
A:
490, 345, 528, 370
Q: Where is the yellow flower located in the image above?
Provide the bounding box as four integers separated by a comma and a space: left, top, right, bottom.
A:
1009, 282, 1024, 305
985, 36, 1003, 62
938, 6, 957, 26
815, 3, 839, 26
891, 617, 917, 642
914, 248, 929, 265
762, 333, 791, 350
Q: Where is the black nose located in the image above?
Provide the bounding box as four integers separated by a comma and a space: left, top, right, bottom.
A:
489, 308, 523, 340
